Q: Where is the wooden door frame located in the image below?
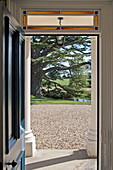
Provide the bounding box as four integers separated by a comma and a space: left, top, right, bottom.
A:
0, 1, 113, 169
21, 2, 113, 169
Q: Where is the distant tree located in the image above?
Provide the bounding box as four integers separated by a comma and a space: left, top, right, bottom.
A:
68, 56, 89, 98
31, 35, 91, 96
87, 72, 91, 88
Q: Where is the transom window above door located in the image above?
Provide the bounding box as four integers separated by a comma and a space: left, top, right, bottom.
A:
22, 10, 99, 32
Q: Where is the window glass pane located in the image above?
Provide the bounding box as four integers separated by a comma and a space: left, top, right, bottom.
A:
27, 26, 58, 30
62, 26, 94, 30
23, 15, 27, 25
27, 11, 60, 15
27, 15, 94, 26
27, 26, 94, 30
94, 16, 98, 26
61, 11, 94, 15
8, 32, 13, 139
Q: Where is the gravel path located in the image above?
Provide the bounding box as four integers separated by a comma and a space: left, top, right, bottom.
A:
31, 104, 91, 149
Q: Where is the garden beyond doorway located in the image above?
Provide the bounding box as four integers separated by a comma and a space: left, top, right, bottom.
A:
31, 35, 91, 102
31, 35, 93, 150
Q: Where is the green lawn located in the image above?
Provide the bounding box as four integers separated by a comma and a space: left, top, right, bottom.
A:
42, 79, 69, 88
54, 79, 69, 86
31, 96, 91, 105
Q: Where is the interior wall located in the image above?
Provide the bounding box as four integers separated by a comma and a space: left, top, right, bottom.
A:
6, 0, 112, 25
111, 2, 113, 170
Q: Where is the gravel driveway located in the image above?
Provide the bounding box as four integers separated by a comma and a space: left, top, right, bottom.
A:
31, 104, 91, 149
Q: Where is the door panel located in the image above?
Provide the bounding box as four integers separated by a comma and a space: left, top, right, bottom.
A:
0, 3, 25, 170
12, 30, 20, 140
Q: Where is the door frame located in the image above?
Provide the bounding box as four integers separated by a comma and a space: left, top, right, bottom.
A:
28, 33, 100, 169
21, 2, 113, 169
0, 1, 113, 169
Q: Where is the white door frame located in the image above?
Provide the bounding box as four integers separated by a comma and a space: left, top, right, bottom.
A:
5, 1, 113, 169
23, 4, 112, 170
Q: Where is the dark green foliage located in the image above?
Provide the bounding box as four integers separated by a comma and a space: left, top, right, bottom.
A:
42, 88, 72, 99
87, 72, 91, 88
83, 90, 91, 100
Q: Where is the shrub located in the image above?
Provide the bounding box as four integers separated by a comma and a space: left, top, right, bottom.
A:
83, 90, 91, 100
42, 88, 72, 99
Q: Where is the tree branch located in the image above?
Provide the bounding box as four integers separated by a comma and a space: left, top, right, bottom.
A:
43, 61, 91, 73
43, 76, 74, 95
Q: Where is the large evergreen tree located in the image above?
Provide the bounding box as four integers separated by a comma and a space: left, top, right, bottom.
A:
31, 35, 91, 96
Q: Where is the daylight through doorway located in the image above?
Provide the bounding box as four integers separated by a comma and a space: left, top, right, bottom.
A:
30, 35, 98, 159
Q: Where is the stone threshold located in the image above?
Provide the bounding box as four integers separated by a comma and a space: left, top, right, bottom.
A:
25, 149, 97, 170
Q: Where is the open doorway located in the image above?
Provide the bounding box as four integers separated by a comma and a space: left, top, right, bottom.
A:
26, 35, 98, 170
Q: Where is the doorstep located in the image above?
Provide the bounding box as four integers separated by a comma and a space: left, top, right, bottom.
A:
25, 149, 97, 170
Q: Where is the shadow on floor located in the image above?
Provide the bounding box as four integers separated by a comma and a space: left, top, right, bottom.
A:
26, 149, 93, 170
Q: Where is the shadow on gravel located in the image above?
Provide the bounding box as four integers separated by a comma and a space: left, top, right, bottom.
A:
26, 149, 93, 170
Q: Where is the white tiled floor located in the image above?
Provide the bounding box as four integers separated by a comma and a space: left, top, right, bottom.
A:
26, 149, 97, 170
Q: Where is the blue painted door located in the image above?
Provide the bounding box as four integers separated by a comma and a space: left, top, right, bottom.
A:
0, 3, 25, 170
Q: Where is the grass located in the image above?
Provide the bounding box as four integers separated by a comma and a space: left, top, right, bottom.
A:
31, 96, 91, 105
42, 79, 69, 89
54, 79, 70, 86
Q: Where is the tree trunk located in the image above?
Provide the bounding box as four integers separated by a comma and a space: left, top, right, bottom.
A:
31, 62, 43, 96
